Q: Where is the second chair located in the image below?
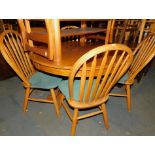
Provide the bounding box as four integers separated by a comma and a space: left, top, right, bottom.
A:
0, 30, 62, 117
59, 44, 133, 135
110, 33, 155, 112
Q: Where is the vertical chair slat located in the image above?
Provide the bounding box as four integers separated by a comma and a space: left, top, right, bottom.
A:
132, 35, 151, 63
15, 33, 34, 77
4, 36, 25, 75
133, 37, 150, 66
130, 34, 153, 74
143, 43, 155, 63
4, 37, 17, 63
10, 33, 30, 77
84, 56, 97, 102
142, 35, 155, 62
133, 34, 151, 55
132, 35, 154, 71
3, 43, 19, 68
97, 50, 118, 98
107, 51, 125, 82
11, 34, 29, 77
25, 53, 35, 75
6, 34, 28, 76
104, 53, 129, 95
91, 51, 108, 101
79, 62, 87, 102
102, 51, 125, 96
112, 54, 129, 83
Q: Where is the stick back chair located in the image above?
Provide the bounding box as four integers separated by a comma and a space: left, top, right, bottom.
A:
110, 33, 155, 112
0, 30, 62, 117
59, 44, 133, 135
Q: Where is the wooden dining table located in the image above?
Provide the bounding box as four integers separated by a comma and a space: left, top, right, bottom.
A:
17, 19, 115, 77
29, 41, 105, 77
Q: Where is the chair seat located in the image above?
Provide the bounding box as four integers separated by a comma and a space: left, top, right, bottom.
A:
59, 72, 129, 100
29, 71, 62, 89
59, 79, 97, 101
118, 72, 129, 84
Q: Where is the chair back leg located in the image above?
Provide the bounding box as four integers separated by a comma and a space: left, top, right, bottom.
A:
126, 84, 131, 112
101, 104, 109, 129
23, 87, 30, 112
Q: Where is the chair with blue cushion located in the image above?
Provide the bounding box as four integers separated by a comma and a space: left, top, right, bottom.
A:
59, 44, 133, 135
110, 33, 155, 112
0, 30, 62, 117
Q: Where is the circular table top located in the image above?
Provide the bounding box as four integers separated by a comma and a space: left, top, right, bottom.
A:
30, 42, 104, 77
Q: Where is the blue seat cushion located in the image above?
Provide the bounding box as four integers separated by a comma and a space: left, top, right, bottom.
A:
118, 72, 129, 84
59, 73, 129, 100
59, 79, 97, 101
29, 71, 62, 89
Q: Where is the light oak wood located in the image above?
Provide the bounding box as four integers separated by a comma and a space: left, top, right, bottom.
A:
60, 44, 133, 135
0, 30, 60, 117
110, 33, 155, 112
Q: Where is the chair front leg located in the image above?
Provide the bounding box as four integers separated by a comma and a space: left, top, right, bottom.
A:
125, 84, 131, 112
50, 89, 60, 117
71, 108, 78, 136
101, 103, 109, 129
23, 87, 30, 112
57, 91, 65, 109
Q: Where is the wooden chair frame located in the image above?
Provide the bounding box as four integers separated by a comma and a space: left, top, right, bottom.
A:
0, 30, 60, 117
110, 33, 155, 112
59, 44, 133, 135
